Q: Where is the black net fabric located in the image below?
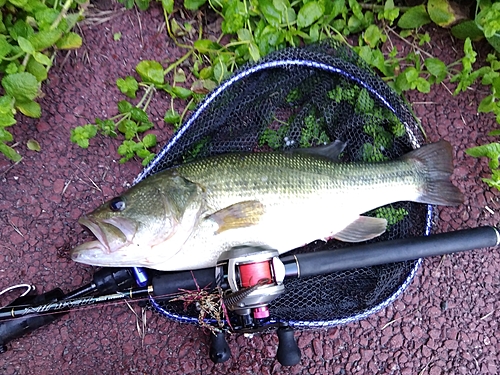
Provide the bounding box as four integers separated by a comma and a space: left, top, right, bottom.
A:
139, 40, 430, 327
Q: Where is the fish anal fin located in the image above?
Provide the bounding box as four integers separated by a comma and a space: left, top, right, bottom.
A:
210, 200, 265, 234
333, 216, 387, 243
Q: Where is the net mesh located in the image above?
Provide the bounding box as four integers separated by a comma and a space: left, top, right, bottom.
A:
138, 40, 431, 328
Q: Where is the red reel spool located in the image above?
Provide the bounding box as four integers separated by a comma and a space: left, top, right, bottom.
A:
239, 261, 272, 288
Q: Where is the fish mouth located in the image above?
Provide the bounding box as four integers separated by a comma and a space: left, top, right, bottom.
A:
76, 217, 110, 252
71, 216, 137, 261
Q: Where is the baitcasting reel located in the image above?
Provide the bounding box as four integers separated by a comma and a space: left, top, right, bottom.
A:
217, 246, 286, 322
212, 245, 300, 366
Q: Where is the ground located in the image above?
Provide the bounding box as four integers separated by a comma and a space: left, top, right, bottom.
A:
0, 2, 499, 374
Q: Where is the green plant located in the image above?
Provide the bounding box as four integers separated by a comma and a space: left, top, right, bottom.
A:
372, 205, 408, 228
0, 0, 84, 161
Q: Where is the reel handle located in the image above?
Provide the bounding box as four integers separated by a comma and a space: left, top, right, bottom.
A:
276, 326, 301, 366
209, 331, 231, 363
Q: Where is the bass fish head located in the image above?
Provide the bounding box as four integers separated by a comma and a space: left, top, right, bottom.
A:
70, 172, 204, 268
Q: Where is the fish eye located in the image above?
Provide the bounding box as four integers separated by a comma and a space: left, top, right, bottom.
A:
109, 197, 126, 212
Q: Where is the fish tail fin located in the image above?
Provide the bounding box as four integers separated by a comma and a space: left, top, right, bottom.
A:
402, 140, 464, 206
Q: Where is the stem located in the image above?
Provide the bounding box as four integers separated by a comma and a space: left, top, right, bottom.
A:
137, 84, 155, 110
140, 85, 155, 112
179, 98, 194, 123
3, 52, 26, 61
50, 0, 73, 30
21, 53, 30, 68
164, 50, 193, 75
359, 3, 411, 12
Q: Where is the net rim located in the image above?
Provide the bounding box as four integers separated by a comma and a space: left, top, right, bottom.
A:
141, 53, 433, 328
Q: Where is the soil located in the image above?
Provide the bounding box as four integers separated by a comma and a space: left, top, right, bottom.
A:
0, 2, 499, 374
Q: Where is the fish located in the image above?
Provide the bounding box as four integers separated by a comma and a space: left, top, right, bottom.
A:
70, 140, 463, 271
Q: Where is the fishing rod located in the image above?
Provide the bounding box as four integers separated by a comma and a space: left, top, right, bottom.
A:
1, 226, 499, 364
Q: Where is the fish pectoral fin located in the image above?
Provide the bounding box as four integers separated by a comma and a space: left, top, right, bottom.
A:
209, 200, 265, 234
333, 216, 387, 243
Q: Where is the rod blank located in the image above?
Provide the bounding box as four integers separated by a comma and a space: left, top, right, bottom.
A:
281, 226, 500, 278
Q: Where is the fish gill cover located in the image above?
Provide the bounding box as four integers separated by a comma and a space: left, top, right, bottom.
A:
140, 40, 431, 328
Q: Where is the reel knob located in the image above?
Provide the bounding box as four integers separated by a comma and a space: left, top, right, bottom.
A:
209, 331, 231, 363
276, 326, 301, 366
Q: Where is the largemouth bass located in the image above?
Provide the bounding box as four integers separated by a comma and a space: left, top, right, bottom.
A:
71, 140, 463, 271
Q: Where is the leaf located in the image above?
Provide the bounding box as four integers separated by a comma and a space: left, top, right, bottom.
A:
174, 68, 186, 83
117, 139, 138, 157
381, 0, 399, 24
27, 139, 41, 151
424, 57, 448, 83
466, 142, 500, 170
478, 95, 495, 113
258, 0, 282, 28
135, 0, 150, 11
135, 148, 151, 159
16, 100, 41, 118
10, 20, 34, 41
70, 125, 98, 149
117, 99, 134, 114
237, 28, 252, 42
0, 112, 16, 127
193, 39, 219, 53
363, 24, 384, 48
34, 9, 59, 30
248, 42, 260, 61
0, 142, 22, 162
118, 119, 138, 140
416, 77, 431, 93
142, 152, 155, 166
476, 3, 500, 38
161, 0, 174, 13
17, 36, 35, 54
142, 133, 157, 148
164, 108, 181, 124
33, 52, 52, 66
29, 30, 63, 51
8, 0, 28, 7
0, 128, 13, 142
398, 5, 431, 29
427, 0, 468, 28
184, 0, 206, 10
117, 76, 139, 98
451, 20, 485, 41
487, 34, 500, 54
297, 1, 324, 29
27, 58, 48, 82
2, 72, 40, 102
0, 37, 12, 59
170, 86, 192, 99
130, 107, 149, 123
222, 1, 246, 34
96, 118, 117, 137
136, 60, 164, 85
56, 32, 82, 49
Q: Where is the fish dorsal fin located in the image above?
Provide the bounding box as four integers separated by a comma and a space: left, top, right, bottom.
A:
209, 200, 266, 234
333, 216, 387, 243
293, 139, 347, 161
